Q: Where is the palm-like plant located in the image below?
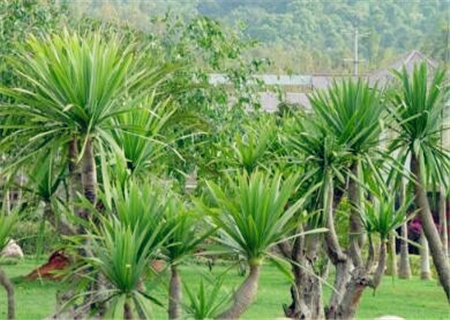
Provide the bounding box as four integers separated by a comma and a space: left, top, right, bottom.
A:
183, 276, 231, 320
111, 94, 178, 180
388, 62, 450, 301
226, 119, 277, 174
309, 79, 386, 266
0, 29, 175, 212
80, 217, 164, 320
360, 195, 408, 291
204, 171, 310, 319
68, 181, 172, 319
162, 198, 213, 320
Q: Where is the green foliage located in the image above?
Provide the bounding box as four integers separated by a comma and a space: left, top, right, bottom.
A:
83, 217, 164, 319
0, 28, 174, 167
219, 118, 278, 174
310, 79, 385, 157
0, 213, 17, 252
183, 276, 231, 319
360, 196, 407, 241
388, 62, 450, 188
69, 0, 450, 72
203, 171, 305, 263
163, 198, 213, 266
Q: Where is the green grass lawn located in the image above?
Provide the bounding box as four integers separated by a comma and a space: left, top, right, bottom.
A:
0, 257, 449, 319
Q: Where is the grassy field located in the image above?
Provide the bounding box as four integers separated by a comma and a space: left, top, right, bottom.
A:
0, 257, 449, 319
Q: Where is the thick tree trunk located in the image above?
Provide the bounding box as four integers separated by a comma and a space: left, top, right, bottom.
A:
411, 155, 450, 300
168, 265, 182, 320
216, 264, 260, 319
0, 268, 14, 320
399, 222, 412, 279
420, 230, 432, 280
328, 242, 387, 320
283, 234, 324, 320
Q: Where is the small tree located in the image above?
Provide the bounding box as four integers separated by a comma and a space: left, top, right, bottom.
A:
203, 171, 318, 319
389, 62, 450, 300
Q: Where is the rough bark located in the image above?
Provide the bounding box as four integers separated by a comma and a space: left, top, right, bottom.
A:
0, 268, 14, 320
411, 155, 450, 300
398, 222, 412, 279
168, 265, 182, 320
283, 234, 324, 320
328, 242, 387, 320
323, 174, 351, 318
419, 230, 432, 280
216, 264, 260, 319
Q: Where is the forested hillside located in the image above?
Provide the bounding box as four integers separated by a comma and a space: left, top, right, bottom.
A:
30, 0, 450, 72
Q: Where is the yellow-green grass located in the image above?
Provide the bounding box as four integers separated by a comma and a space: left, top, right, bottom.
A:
0, 258, 449, 319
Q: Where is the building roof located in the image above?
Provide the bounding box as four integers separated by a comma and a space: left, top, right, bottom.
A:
209, 50, 437, 112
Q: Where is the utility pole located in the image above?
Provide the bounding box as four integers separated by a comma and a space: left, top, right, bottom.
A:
344, 26, 368, 76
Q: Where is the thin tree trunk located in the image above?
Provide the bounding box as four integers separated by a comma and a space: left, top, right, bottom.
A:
124, 301, 132, 320
386, 232, 398, 277
439, 186, 448, 258
68, 138, 83, 221
348, 163, 363, 267
82, 137, 97, 207
399, 222, 412, 279
323, 174, 351, 319
0, 268, 14, 320
4, 189, 10, 215
420, 228, 432, 280
168, 265, 182, 320
411, 155, 450, 300
216, 264, 260, 319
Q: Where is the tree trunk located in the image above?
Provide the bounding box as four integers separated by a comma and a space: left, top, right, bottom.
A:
348, 163, 363, 267
399, 222, 412, 279
411, 155, 450, 300
82, 138, 97, 207
323, 174, 351, 319
168, 265, 182, 320
0, 268, 14, 320
283, 234, 324, 320
386, 233, 398, 277
439, 186, 448, 258
124, 301, 132, 320
420, 226, 432, 280
398, 178, 411, 279
328, 242, 387, 320
216, 264, 260, 319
